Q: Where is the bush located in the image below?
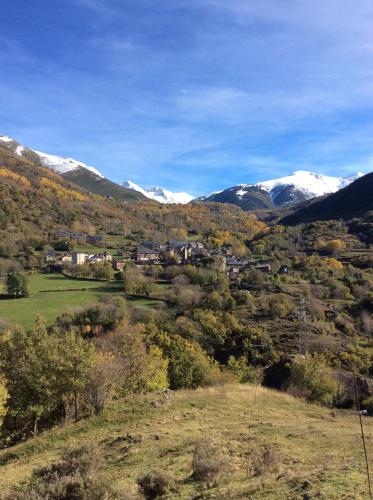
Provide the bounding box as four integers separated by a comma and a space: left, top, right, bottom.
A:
227, 356, 260, 384
137, 470, 174, 499
192, 440, 225, 484
9, 445, 118, 499
288, 354, 339, 405
362, 396, 373, 413
250, 445, 281, 477
263, 294, 294, 319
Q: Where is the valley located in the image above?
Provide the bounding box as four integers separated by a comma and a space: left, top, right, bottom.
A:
0, 140, 372, 498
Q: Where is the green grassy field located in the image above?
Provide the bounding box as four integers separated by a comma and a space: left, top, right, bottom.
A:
1, 384, 372, 498
0, 273, 124, 329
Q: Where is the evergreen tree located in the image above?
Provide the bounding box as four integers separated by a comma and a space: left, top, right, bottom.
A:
6, 271, 29, 297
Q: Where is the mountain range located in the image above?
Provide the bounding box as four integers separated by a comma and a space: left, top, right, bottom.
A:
122, 180, 194, 204
0, 134, 367, 209
197, 170, 364, 210
281, 171, 373, 226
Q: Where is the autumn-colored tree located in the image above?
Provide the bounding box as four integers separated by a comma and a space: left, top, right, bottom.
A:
0, 374, 8, 429
102, 321, 168, 396
55, 330, 95, 421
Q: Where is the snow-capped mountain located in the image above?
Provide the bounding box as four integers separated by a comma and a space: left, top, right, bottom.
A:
0, 134, 146, 202
200, 170, 365, 210
0, 134, 366, 209
0, 135, 103, 177
255, 170, 364, 204
123, 180, 194, 204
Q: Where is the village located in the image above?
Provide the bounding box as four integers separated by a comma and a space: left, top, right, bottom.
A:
46, 230, 280, 282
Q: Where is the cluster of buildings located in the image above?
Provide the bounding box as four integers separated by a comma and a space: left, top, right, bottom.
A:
48, 231, 287, 280
55, 231, 105, 245
46, 250, 126, 271
134, 240, 280, 279
136, 240, 207, 264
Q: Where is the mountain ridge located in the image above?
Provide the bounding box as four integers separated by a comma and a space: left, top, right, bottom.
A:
281, 171, 373, 225
0, 135, 146, 203
122, 180, 194, 204
0, 134, 368, 209
198, 170, 364, 210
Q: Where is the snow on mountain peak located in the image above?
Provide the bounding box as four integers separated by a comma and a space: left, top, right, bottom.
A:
32, 149, 103, 177
0, 135, 103, 178
123, 180, 193, 204
0, 135, 13, 143
255, 170, 364, 200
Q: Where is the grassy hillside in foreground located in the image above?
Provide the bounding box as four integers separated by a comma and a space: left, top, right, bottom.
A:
1, 384, 372, 499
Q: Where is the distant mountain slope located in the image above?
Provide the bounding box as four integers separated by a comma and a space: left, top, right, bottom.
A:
0, 135, 103, 176
198, 185, 274, 210
123, 180, 194, 204
0, 145, 267, 246
200, 170, 364, 210
281, 172, 373, 224
63, 169, 145, 203
0, 135, 146, 203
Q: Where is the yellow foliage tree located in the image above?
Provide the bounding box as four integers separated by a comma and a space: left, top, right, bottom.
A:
324, 257, 343, 270
0, 374, 8, 428
39, 177, 87, 201
0, 168, 31, 187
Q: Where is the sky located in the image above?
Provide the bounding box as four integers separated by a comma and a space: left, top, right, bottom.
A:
1, 0, 373, 195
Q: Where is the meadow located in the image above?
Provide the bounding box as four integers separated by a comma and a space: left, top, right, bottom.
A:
0, 273, 124, 329
1, 384, 372, 498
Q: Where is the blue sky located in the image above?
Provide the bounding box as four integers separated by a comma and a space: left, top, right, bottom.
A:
1, 0, 373, 195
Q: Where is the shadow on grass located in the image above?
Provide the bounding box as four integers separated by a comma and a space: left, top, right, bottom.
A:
0, 451, 19, 466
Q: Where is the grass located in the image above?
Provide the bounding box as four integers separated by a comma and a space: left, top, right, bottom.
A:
0, 273, 124, 329
1, 384, 373, 498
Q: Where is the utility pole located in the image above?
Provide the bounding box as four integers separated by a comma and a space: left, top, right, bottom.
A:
353, 372, 372, 499
299, 296, 308, 355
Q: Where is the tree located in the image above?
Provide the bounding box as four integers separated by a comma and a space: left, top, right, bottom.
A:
0, 317, 95, 436
6, 271, 29, 297
83, 351, 118, 415
0, 318, 61, 435
288, 354, 338, 405
102, 321, 168, 396
147, 326, 214, 390
227, 356, 259, 384
93, 263, 114, 281
123, 266, 153, 295
56, 330, 95, 421
0, 374, 8, 429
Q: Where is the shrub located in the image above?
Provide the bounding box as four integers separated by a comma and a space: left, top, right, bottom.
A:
288, 354, 339, 405
192, 440, 225, 484
362, 396, 373, 413
263, 294, 294, 319
227, 356, 260, 384
9, 445, 118, 499
251, 445, 281, 476
137, 470, 174, 499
